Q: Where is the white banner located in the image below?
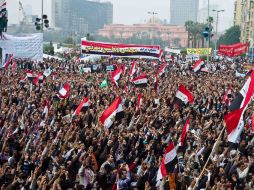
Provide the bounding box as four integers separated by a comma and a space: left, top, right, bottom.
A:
0, 33, 43, 63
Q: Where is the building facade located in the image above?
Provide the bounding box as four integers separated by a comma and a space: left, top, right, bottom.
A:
52, 0, 113, 35
97, 23, 188, 48
170, 0, 199, 25
234, 0, 242, 26
238, 0, 254, 44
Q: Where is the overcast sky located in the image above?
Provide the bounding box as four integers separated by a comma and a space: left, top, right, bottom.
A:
8, 0, 234, 32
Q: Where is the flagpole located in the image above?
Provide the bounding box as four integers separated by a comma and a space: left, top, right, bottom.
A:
193, 124, 226, 189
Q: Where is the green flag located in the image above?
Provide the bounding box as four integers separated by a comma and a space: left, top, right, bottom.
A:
100, 79, 108, 88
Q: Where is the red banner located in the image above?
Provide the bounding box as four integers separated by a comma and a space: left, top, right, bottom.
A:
219, 43, 248, 57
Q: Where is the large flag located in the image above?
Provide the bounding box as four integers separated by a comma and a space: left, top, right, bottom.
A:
132, 73, 148, 87
179, 116, 190, 147
136, 93, 143, 111
157, 142, 178, 181
192, 59, 204, 72
111, 66, 122, 86
2, 53, 13, 69
57, 83, 70, 99
174, 85, 194, 106
224, 71, 254, 143
122, 64, 127, 75
73, 97, 90, 116
158, 62, 167, 77
129, 61, 137, 77
100, 97, 124, 128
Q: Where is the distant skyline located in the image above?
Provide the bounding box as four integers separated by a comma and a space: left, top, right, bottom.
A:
8, 0, 234, 32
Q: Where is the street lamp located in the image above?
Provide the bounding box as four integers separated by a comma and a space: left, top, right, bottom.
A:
148, 11, 158, 45
212, 9, 225, 52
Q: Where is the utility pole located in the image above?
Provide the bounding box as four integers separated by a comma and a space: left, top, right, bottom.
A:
212, 9, 225, 53
41, 0, 44, 32
207, 0, 210, 63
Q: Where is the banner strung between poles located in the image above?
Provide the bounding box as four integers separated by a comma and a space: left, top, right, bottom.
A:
81, 39, 162, 59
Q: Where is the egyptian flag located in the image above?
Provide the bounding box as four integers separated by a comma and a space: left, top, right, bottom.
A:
26, 70, 37, 81
157, 142, 178, 181
73, 97, 90, 116
136, 93, 143, 111
192, 59, 204, 72
100, 97, 124, 129
111, 66, 122, 86
132, 73, 148, 87
42, 100, 50, 119
129, 61, 137, 77
224, 72, 254, 143
154, 74, 159, 94
2, 53, 13, 69
158, 62, 167, 77
174, 85, 194, 106
57, 83, 70, 99
33, 72, 44, 85
179, 116, 190, 147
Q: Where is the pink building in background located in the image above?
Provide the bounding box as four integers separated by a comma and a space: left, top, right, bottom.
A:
97, 23, 188, 48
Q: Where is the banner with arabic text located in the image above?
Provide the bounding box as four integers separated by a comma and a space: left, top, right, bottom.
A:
219, 43, 248, 57
81, 39, 162, 59
187, 48, 212, 55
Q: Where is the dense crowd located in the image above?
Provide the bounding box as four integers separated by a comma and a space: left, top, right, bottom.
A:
0, 54, 253, 190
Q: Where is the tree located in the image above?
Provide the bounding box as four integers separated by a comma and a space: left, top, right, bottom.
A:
43, 43, 54, 55
185, 21, 194, 48
217, 25, 240, 47
63, 37, 74, 44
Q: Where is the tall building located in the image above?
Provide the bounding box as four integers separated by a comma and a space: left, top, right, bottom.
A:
170, 0, 199, 25
233, 0, 242, 26
198, 4, 218, 24
238, 0, 254, 44
52, 0, 113, 35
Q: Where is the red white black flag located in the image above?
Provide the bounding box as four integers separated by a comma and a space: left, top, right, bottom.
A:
158, 62, 167, 77
111, 66, 122, 86
129, 61, 137, 77
179, 116, 190, 147
192, 59, 204, 72
33, 72, 44, 86
136, 93, 143, 111
26, 70, 37, 81
132, 73, 148, 87
73, 97, 90, 116
224, 71, 254, 143
157, 142, 178, 180
174, 85, 194, 106
223, 87, 232, 106
57, 83, 70, 99
2, 53, 13, 69
100, 97, 124, 128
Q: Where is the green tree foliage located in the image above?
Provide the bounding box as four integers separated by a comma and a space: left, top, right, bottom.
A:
43, 43, 54, 55
217, 25, 240, 46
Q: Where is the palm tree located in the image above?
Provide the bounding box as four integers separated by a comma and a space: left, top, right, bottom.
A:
185, 21, 194, 48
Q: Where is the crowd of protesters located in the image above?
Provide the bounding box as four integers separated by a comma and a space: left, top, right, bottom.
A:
0, 53, 253, 190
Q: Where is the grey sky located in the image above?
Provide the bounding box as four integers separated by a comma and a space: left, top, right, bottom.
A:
8, 0, 234, 32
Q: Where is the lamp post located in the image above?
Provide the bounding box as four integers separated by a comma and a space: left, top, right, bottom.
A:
148, 11, 158, 45
212, 9, 225, 53
207, 0, 210, 63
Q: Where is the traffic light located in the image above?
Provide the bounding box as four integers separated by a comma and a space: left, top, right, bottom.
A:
203, 27, 209, 39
